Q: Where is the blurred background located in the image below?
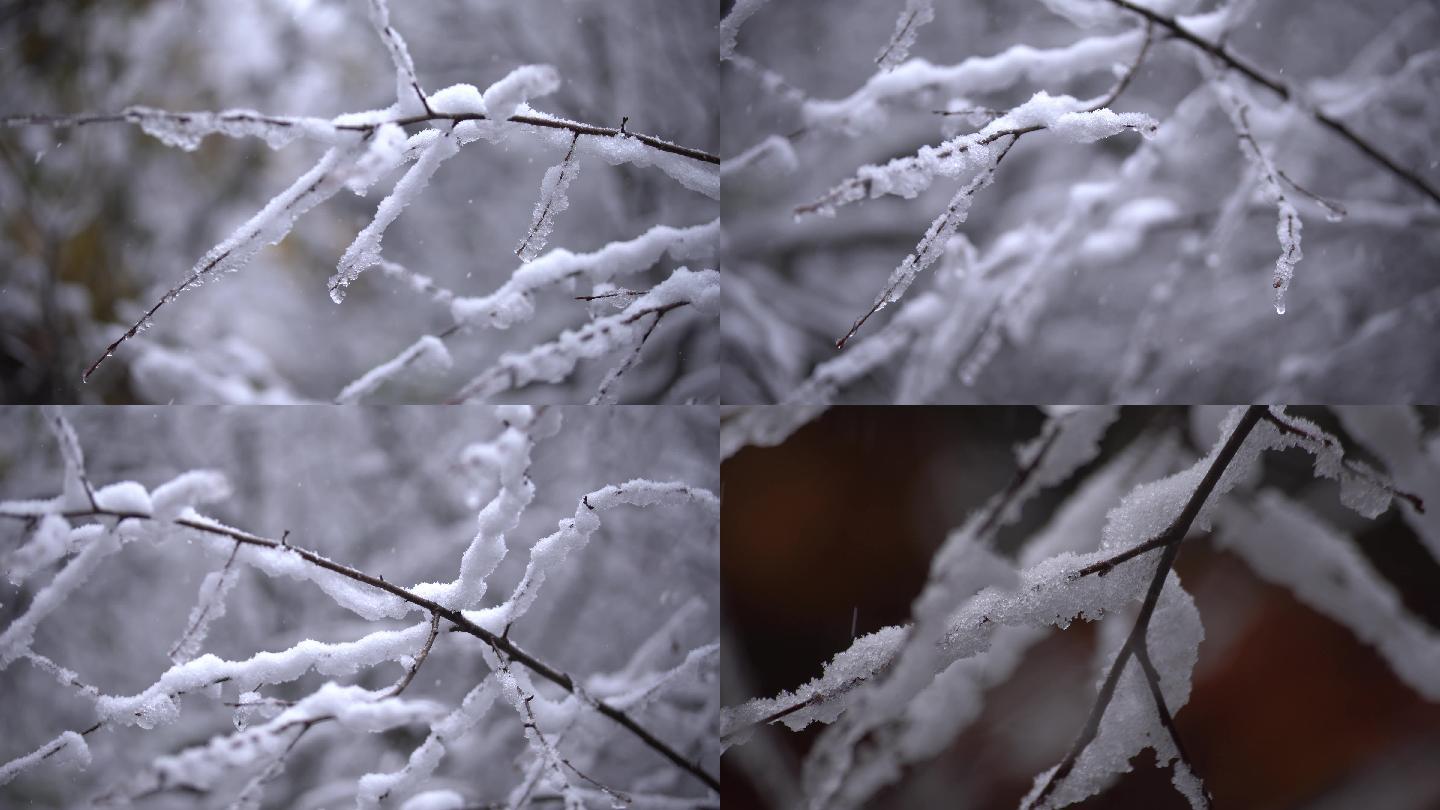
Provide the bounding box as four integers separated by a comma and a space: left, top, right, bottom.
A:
0, 0, 717, 403
721, 0, 1440, 403
722, 406, 1440, 809
0, 405, 719, 807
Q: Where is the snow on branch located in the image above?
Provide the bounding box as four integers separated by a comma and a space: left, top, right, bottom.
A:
333, 220, 718, 403
795, 91, 1156, 219
1210, 77, 1304, 314
0, 410, 720, 802
448, 267, 719, 403
720, 0, 773, 60
875, 0, 936, 71
4, 3, 718, 397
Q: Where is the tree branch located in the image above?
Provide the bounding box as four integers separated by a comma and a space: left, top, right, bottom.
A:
0, 506, 719, 793
1, 107, 719, 165
1104, 0, 1440, 206
1027, 406, 1264, 808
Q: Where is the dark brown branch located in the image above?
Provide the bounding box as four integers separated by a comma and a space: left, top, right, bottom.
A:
1105, 0, 1440, 206
1131, 641, 1208, 804
0, 505, 718, 793
2, 107, 719, 165
1028, 406, 1263, 808
388, 611, 442, 698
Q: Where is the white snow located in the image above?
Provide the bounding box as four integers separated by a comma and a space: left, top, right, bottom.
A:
330, 131, 460, 303
94, 481, 152, 515
480, 65, 560, 119
150, 470, 233, 521
337, 335, 452, 404
803, 92, 1154, 217
97, 622, 436, 727
1219, 491, 1440, 701
719, 0, 772, 60
426, 83, 485, 115
5, 514, 74, 585
451, 219, 718, 330
400, 791, 466, 810
0, 730, 90, 787
450, 267, 718, 402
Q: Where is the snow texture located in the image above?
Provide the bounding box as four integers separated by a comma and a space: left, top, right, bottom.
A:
479, 65, 561, 120
515, 138, 582, 262
450, 219, 719, 330
451, 267, 718, 402
337, 334, 453, 404
329, 130, 461, 303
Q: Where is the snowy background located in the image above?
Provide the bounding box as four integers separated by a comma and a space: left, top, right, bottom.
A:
721, 0, 1440, 403
0, 0, 718, 404
0, 405, 719, 807
722, 406, 1440, 809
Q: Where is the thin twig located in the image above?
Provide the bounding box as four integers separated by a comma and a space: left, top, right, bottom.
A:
2, 108, 719, 165
1104, 0, 1440, 205
0, 505, 718, 792
1028, 407, 1263, 808
388, 611, 442, 698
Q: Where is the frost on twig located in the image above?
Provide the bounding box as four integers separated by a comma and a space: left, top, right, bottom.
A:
796, 91, 1156, 219
1210, 76, 1303, 314
835, 136, 1016, 348
330, 129, 460, 303
875, 0, 936, 71
515, 133, 582, 262
448, 267, 719, 403
84, 141, 370, 381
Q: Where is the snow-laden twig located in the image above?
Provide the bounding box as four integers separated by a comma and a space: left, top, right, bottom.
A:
447, 267, 718, 403
1102, 0, 1440, 205
1210, 76, 1303, 314
335, 334, 453, 404
83, 140, 369, 381
515, 133, 582, 262
875, 0, 936, 71
719, 0, 773, 60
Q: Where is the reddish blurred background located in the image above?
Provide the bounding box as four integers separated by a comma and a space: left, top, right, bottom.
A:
721, 406, 1440, 810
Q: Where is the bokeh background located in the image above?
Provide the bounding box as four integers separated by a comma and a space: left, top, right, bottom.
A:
722, 406, 1440, 809
0, 0, 717, 403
